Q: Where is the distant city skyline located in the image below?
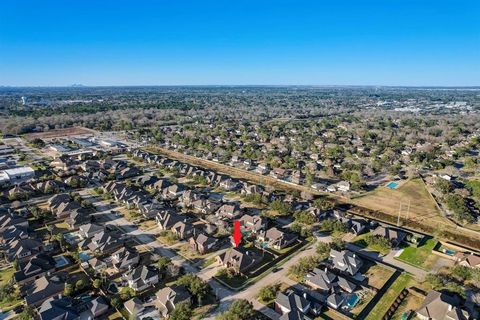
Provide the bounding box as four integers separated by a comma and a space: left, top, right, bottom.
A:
1, 0, 479, 86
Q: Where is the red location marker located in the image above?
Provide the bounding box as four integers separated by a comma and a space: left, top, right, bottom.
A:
233, 220, 242, 247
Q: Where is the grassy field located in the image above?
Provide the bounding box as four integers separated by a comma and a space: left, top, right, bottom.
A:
365, 273, 414, 320
0, 267, 15, 287
352, 179, 453, 230
396, 238, 439, 270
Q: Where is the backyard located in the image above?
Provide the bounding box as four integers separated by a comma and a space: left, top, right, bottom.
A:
390, 293, 424, 320
396, 238, 439, 270
360, 261, 396, 290
365, 273, 414, 320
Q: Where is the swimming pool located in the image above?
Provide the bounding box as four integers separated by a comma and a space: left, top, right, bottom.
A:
78, 252, 91, 262
54, 255, 70, 268
346, 294, 360, 308
444, 249, 456, 256
386, 182, 399, 189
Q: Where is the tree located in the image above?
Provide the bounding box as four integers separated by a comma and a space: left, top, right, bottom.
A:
54, 233, 66, 251
111, 296, 122, 308
64, 283, 73, 296
269, 200, 292, 216
312, 198, 334, 210
30, 138, 45, 148
445, 194, 474, 223
435, 178, 452, 194
75, 279, 86, 291
466, 180, 480, 199
293, 211, 317, 225
316, 242, 331, 260
257, 283, 279, 304
170, 302, 193, 320
217, 299, 256, 320
176, 274, 210, 305
120, 287, 136, 301
18, 306, 35, 320
156, 256, 171, 271
288, 255, 321, 280
93, 279, 102, 289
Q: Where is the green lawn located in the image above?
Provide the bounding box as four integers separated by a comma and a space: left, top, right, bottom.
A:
365, 273, 413, 320
215, 273, 248, 288
0, 267, 15, 287
396, 238, 439, 270
0, 268, 23, 312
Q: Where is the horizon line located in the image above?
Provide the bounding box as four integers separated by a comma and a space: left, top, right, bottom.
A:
1, 84, 480, 89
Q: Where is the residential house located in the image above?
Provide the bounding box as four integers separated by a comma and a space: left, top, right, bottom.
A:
256, 163, 270, 175
38, 296, 109, 320
216, 203, 242, 220
271, 168, 287, 179
189, 233, 218, 254
14, 254, 56, 285
84, 230, 123, 254
416, 290, 470, 320
371, 226, 408, 248
304, 268, 337, 293
162, 184, 186, 200
454, 253, 480, 269
336, 181, 351, 192
111, 247, 140, 272
6, 238, 43, 261
275, 290, 311, 318
117, 167, 140, 179
216, 248, 262, 275
240, 214, 267, 234
0, 225, 29, 244
219, 178, 239, 191
241, 184, 264, 196
124, 265, 159, 292
329, 250, 363, 276
124, 297, 145, 319
0, 212, 28, 233
327, 293, 345, 310
191, 199, 221, 215
23, 274, 66, 307
78, 223, 104, 239
156, 210, 183, 230
171, 221, 196, 240
156, 285, 192, 317
258, 227, 298, 250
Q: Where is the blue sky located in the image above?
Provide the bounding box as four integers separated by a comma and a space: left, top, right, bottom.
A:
0, 0, 479, 86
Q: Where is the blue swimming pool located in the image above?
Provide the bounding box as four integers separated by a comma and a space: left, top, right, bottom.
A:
444, 249, 456, 256
78, 252, 91, 262
54, 255, 70, 267
386, 182, 399, 189
346, 294, 360, 308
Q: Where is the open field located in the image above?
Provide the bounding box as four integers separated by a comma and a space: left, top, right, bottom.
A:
23, 127, 96, 140
352, 179, 453, 229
